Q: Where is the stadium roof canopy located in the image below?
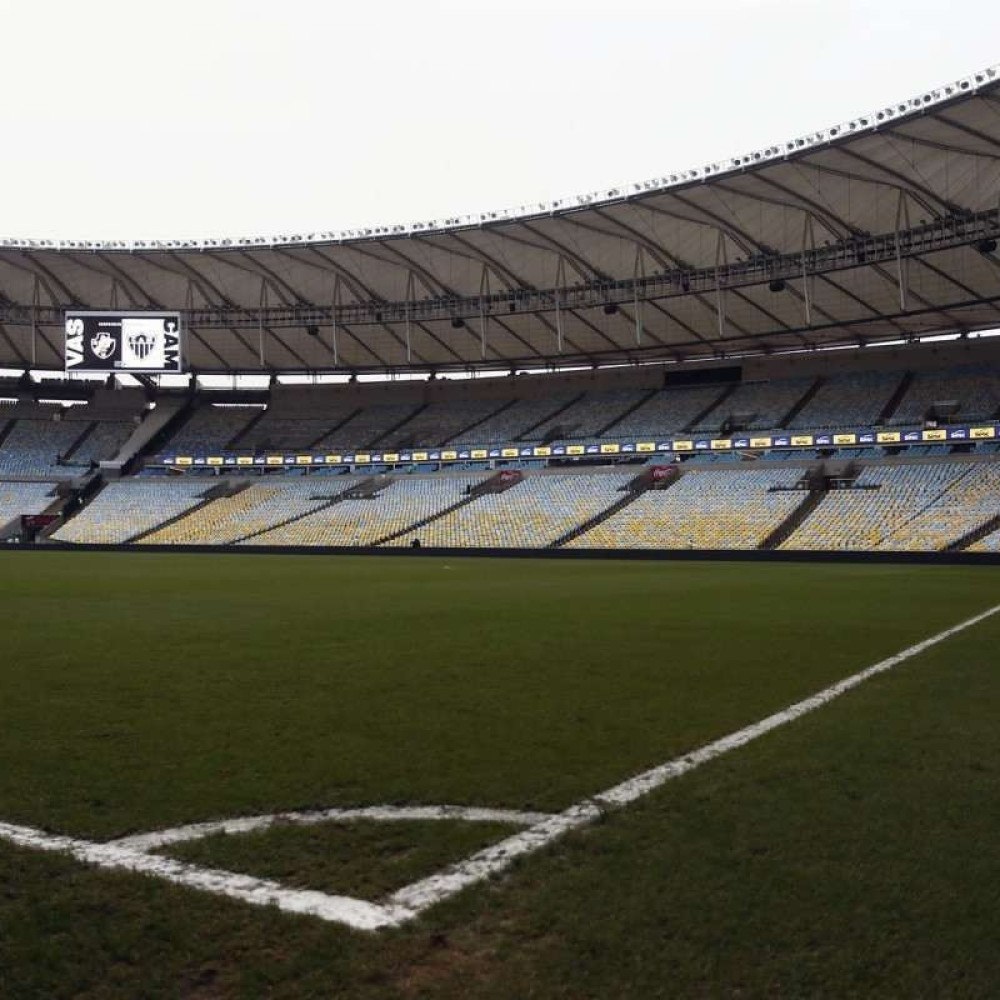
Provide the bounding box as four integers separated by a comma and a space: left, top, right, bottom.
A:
2, 65, 1000, 376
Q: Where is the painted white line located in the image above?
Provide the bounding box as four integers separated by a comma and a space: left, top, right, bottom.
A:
1, 601, 997, 931
388, 601, 1000, 916
110, 805, 556, 853
0, 820, 409, 930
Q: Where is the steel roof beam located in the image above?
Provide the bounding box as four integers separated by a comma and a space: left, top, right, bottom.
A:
720, 175, 856, 239
813, 147, 959, 217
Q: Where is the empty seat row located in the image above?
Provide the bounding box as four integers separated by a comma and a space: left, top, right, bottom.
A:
392, 472, 633, 548
568, 467, 805, 550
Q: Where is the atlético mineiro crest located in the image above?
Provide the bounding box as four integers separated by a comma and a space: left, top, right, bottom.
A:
127, 332, 156, 361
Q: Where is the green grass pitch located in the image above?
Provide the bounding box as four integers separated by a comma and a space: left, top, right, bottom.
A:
1, 551, 998, 998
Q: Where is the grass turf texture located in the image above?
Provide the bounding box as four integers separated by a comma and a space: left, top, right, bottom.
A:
1, 551, 998, 997
162, 819, 515, 901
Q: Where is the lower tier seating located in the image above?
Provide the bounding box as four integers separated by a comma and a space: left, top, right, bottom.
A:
968, 526, 1000, 552
391, 472, 633, 548
244, 474, 488, 547
39, 456, 1000, 553
141, 481, 339, 545
0, 481, 58, 527
53, 479, 210, 544
781, 463, 984, 551
567, 467, 806, 550
874, 463, 1000, 551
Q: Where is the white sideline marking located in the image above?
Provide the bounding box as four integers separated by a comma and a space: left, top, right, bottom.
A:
389, 600, 1000, 914
2, 602, 998, 931
0, 819, 409, 930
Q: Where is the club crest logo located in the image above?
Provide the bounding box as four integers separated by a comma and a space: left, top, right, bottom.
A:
90, 332, 116, 360
127, 332, 157, 361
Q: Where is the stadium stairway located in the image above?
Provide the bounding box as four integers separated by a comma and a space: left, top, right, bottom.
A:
758, 469, 828, 550
777, 376, 822, 428
226, 407, 268, 449
230, 475, 392, 544
518, 393, 584, 441
43, 474, 104, 539
877, 371, 914, 423
594, 388, 657, 437
305, 407, 362, 449
683, 382, 739, 433
372, 470, 524, 546
550, 466, 676, 548
443, 399, 518, 446
874, 463, 979, 549
113, 397, 189, 475
946, 511, 1000, 551
371, 403, 427, 450
125, 480, 254, 543
0, 417, 15, 451
60, 422, 98, 462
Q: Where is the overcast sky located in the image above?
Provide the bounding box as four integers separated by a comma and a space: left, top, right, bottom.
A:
1, 0, 998, 240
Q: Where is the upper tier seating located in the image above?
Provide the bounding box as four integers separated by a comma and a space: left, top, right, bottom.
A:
245, 474, 488, 546
312, 402, 422, 450
691, 377, 814, 432
167, 405, 262, 453
788, 371, 903, 429
236, 405, 358, 451
449, 394, 579, 445
53, 478, 210, 544
142, 480, 343, 545
607, 384, 727, 438
0, 480, 58, 527
0, 417, 93, 478
888, 366, 1000, 425
525, 389, 650, 441
567, 467, 805, 550
391, 472, 633, 548
63, 419, 135, 466
387, 399, 505, 448
781, 463, 972, 550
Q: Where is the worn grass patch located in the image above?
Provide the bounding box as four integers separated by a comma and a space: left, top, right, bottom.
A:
162, 819, 515, 900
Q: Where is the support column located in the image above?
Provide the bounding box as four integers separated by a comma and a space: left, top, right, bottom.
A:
714, 230, 728, 339
31, 275, 40, 368
895, 191, 911, 312
258, 278, 268, 367
801, 213, 816, 327
331, 275, 341, 367
405, 271, 416, 364
478, 264, 491, 360
633, 245, 645, 347
554, 256, 567, 354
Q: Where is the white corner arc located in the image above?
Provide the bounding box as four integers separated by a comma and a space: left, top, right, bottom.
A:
1, 602, 997, 931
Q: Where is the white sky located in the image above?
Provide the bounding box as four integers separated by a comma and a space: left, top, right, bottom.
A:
1, 0, 998, 240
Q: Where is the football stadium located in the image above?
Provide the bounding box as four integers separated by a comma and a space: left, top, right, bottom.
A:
2, 11, 1000, 996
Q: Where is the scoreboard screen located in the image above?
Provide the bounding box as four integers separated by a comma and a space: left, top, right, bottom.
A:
65, 311, 183, 373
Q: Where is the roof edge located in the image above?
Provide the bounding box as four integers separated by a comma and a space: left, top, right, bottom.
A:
1, 64, 998, 254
